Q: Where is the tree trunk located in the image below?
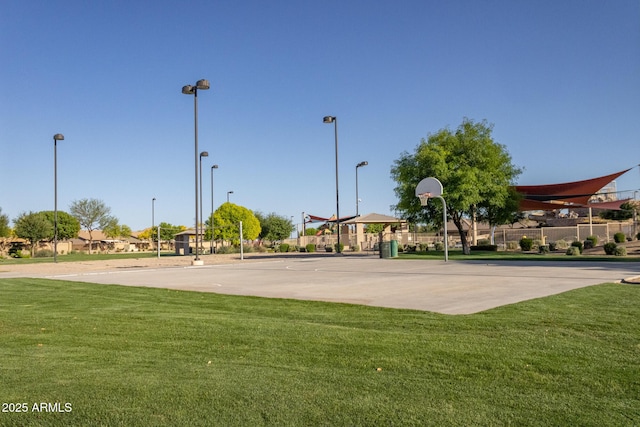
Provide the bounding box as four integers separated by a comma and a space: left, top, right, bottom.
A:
452, 216, 471, 255
88, 229, 93, 255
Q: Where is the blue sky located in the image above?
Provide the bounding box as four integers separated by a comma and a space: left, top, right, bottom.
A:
1, 0, 639, 231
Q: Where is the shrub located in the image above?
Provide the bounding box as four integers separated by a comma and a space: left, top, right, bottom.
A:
555, 239, 570, 250
538, 245, 549, 254
477, 239, 491, 246
603, 242, 617, 255
506, 241, 519, 251
325, 246, 333, 252
614, 232, 626, 243
334, 242, 344, 253
548, 242, 557, 251
434, 242, 444, 251
305, 244, 316, 253
637, 232, 640, 240
583, 240, 594, 250
614, 246, 627, 256
35, 249, 54, 258
519, 237, 533, 251
351, 244, 360, 252
566, 246, 581, 256
216, 245, 233, 254
571, 241, 583, 254
586, 235, 598, 246
279, 243, 290, 253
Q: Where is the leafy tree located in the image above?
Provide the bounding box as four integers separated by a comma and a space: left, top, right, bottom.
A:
102, 219, 132, 240
304, 227, 318, 236
120, 224, 132, 238
213, 203, 261, 245
391, 118, 522, 254
0, 207, 10, 238
364, 223, 385, 234
478, 187, 524, 244
255, 212, 294, 242
69, 198, 115, 254
599, 202, 637, 221
157, 222, 186, 241
39, 211, 81, 240
13, 211, 52, 257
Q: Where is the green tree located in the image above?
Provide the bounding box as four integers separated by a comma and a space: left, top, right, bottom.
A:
599, 202, 636, 221
391, 118, 522, 254
102, 219, 132, 240
69, 198, 115, 254
255, 212, 294, 242
40, 211, 81, 240
478, 187, 524, 244
213, 203, 261, 245
13, 211, 52, 257
364, 223, 385, 234
304, 227, 318, 236
0, 207, 10, 238
157, 222, 186, 241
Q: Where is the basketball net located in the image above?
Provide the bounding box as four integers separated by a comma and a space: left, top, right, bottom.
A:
418, 192, 431, 206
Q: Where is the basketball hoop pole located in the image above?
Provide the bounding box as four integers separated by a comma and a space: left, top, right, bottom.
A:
435, 195, 448, 262
416, 177, 448, 262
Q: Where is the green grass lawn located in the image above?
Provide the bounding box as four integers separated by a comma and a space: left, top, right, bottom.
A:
1, 278, 639, 426
0, 251, 176, 265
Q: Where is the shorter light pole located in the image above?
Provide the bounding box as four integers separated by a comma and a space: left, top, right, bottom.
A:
227, 191, 234, 203
355, 161, 368, 216
152, 197, 156, 251
210, 164, 219, 253
199, 151, 208, 255
53, 133, 64, 263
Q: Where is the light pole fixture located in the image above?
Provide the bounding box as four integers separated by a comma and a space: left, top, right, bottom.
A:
182, 79, 210, 263
53, 133, 64, 263
227, 191, 234, 203
355, 161, 368, 216
323, 115, 341, 253
152, 197, 156, 251
199, 151, 208, 255
210, 164, 219, 253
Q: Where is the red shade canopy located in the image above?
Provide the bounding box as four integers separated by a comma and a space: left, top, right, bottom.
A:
514, 168, 632, 211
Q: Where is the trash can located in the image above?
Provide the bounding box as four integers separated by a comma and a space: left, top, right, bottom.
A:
390, 240, 398, 257
379, 241, 391, 258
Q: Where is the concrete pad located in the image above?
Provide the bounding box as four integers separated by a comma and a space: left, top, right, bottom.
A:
26, 255, 640, 314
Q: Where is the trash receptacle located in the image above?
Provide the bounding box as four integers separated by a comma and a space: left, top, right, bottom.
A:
390, 240, 398, 257
379, 241, 391, 258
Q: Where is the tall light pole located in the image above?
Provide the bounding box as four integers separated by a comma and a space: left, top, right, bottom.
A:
182, 79, 210, 264
323, 116, 341, 253
152, 197, 156, 251
210, 164, 219, 253
199, 151, 208, 255
227, 191, 234, 203
355, 161, 368, 216
53, 133, 64, 263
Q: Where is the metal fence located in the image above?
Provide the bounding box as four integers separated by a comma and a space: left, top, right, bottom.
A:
286, 222, 637, 250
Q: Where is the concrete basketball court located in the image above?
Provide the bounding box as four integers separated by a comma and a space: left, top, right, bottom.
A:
24, 254, 640, 314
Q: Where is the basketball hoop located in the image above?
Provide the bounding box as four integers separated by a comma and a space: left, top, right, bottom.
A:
418, 192, 431, 206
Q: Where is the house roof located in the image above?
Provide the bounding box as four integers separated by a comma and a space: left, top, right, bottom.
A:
341, 213, 407, 225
